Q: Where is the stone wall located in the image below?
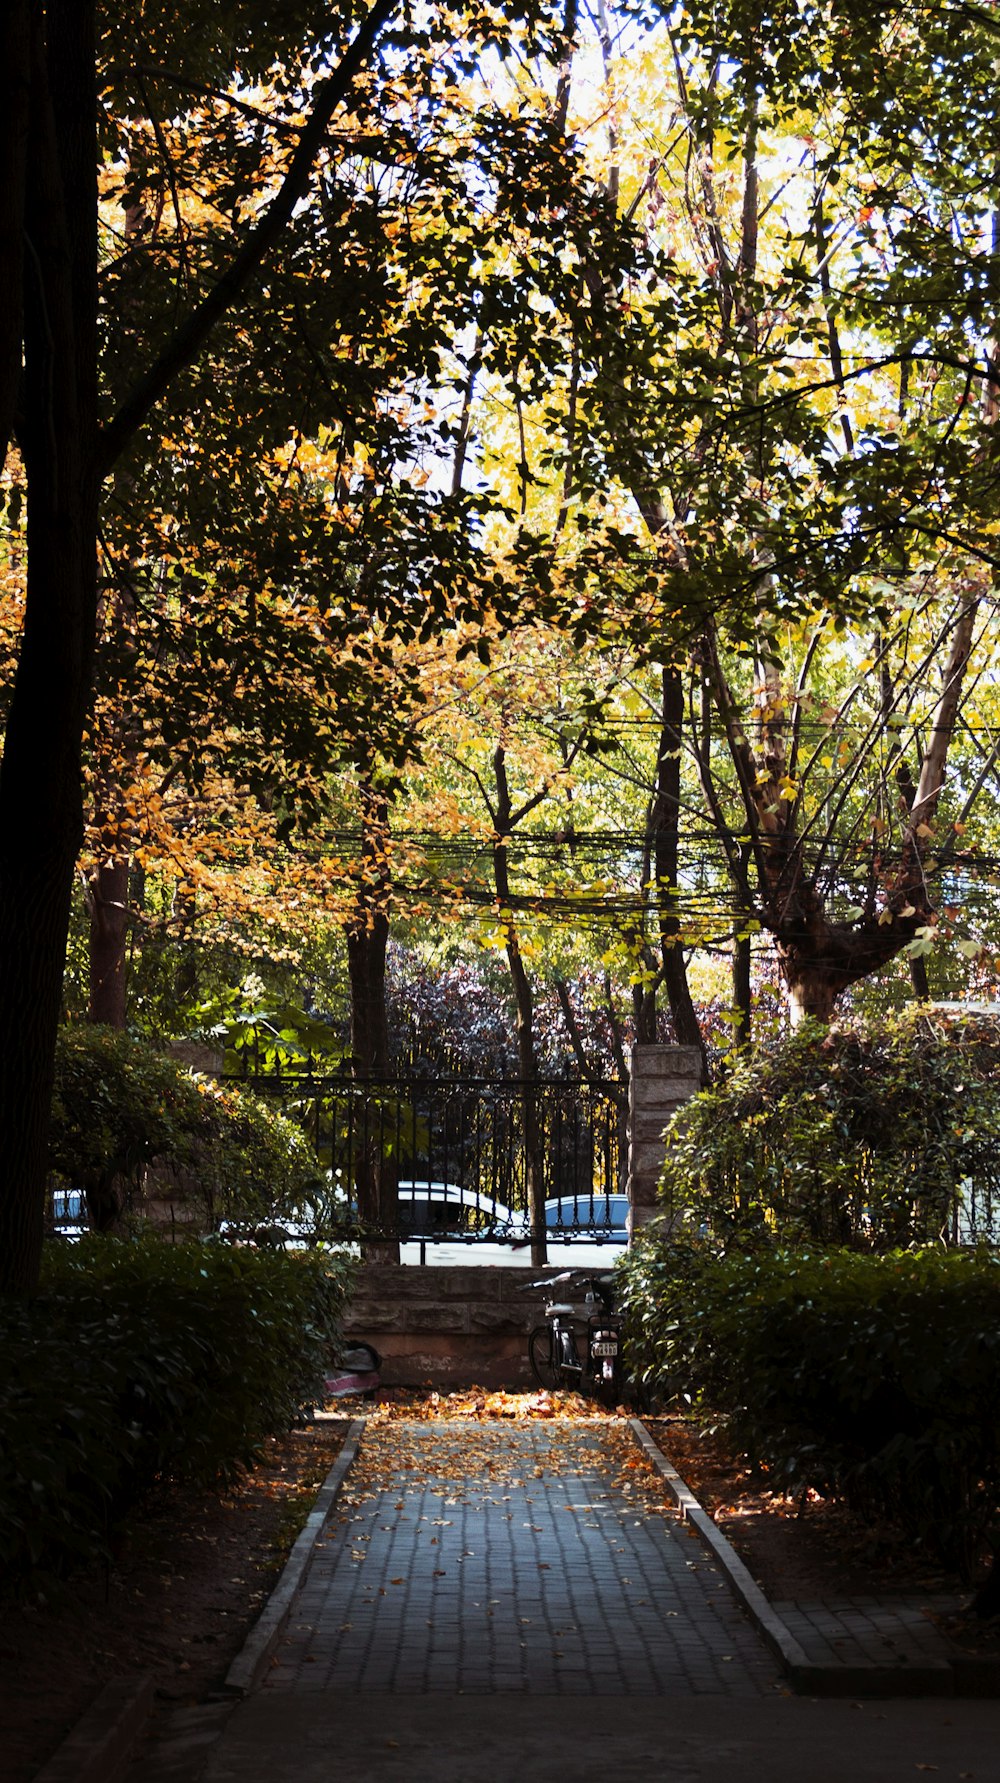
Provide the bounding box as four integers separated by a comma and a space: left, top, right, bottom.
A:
342, 1264, 563, 1389
342, 1050, 703, 1388
627, 1044, 702, 1234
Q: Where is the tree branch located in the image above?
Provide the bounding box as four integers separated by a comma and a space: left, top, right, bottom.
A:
97, 0, 396, 478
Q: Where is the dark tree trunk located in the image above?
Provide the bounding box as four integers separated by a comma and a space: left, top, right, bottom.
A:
0, 1, 29, 469
0, 2, 392, 1296
652, 667, 709, 1083
493, 749, 547, 1265
346, 781, 397, 1262
775, 880, 929, 1026
347, 915, 390, 1080
88, 857, 129, 1027
0, 3, 98, 1296
732, 930, 752, 1048
909, 953, 930, 1000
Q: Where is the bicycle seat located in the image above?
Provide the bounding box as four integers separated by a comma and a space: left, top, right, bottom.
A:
545, 1302, 576, 1317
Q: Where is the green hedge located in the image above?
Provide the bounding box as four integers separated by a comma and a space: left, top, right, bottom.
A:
619, 1237, 1000, 1576
659, 1008, 1000, 1249
50, 1026, 337, 1235
0, 1236, 354, 1587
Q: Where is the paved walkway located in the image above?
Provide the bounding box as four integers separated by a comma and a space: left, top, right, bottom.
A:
776, 1594, 960, 1671
123, 1417, 1000, 1782
264, 1419, 779, 1697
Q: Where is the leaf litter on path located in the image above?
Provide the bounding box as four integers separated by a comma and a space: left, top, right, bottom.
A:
358, 1384, 628, 1423
333, 1395, 684, 1528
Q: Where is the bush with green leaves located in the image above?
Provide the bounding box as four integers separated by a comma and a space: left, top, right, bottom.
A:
619, 1234, 1000, 1577
0, 1236, 355, 1587
51, 1026, 207, 1229
187, 1078, 336, 1236
50, 1026, 345, 1238
658, 1007, 1000, 1250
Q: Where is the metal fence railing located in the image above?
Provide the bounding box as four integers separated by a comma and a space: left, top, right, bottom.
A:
226, 1072, 627, 1236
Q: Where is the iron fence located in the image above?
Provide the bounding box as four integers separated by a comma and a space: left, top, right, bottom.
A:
225, 1070, 627, 1236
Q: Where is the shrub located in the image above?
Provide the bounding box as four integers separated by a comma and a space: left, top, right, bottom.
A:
51, 1027, 207, 1229
619, 1234, 1000, 1577
185, 1078, 335, 1235
49, 1026, 342, 1238
0, 1236, 355, 1588
658, 1007, 1000, 1250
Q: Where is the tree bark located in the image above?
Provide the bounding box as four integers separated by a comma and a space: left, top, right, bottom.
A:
732, 929, 752, 1047
88, 857, 129, 1028
652, 665, 710, 1082
346, 780, 397, 1262
0, 1, 29, 470
0, 3, 393, 1294
492, 747, 547, 1265
0, 3, 98, 1296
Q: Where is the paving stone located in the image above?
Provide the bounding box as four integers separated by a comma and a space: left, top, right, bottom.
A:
263, 1419, 780, 1698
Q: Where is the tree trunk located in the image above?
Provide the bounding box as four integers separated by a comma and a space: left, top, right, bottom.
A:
0, 3, 97, 1297
346, 781, 397, 1262
0, 1, 29, 469
0, 2, 392, 1296
88, 856, 129, 1027
653, 665, 710, 1083
347, 914, 390, 1080
492, 748, 547, 1265
784, 967, 839, 1028
732, 930, 752, 1047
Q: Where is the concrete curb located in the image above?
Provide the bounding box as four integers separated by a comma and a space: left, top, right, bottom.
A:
32, 1674, 155, 1783
630, 1419, 816, 1679
31, 1418, 368, 1783
224, 1415, 367, 1696
630, 1418, 960, 1699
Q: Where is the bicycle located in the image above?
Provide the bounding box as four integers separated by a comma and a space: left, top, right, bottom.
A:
527, 1271, 624, 1405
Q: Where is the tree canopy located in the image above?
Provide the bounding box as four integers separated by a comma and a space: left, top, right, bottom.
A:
2, 0, 1000, 1288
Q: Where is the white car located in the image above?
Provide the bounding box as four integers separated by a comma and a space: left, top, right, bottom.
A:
49, 1187, 88, 1241
397, 1181, 528, 1266
395, 1183, 629, 1270
215, 1181, 630, 1271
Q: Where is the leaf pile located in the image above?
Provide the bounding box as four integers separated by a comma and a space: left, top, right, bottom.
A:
357, 1386, 628, 1423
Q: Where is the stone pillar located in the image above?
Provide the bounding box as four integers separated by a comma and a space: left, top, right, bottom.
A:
627, 1045, 702, 1239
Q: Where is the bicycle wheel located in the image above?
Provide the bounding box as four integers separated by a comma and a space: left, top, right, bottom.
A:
528, 1324, 562, 1390
590, 1355, 623, 1408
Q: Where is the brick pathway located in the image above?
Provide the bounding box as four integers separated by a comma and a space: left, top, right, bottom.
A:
775, 1597, 960, 1669
264, 1419, 781, 1697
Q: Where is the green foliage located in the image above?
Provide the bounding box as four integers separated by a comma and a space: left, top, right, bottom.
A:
0, 1236, 354, 1588
658, 1009, 1000, 1249
51, 1026, 207, 1207
50, 1025, 336, 1236
191, 1079, 331, 1233
619, 1238, 1000, 1577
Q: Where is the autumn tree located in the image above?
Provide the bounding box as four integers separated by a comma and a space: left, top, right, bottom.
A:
523, 0, 1000, 1034
0, 0, 615, 1295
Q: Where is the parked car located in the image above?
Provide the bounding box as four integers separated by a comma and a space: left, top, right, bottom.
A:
397, 1187, 629, 1269
540, 1192, 629, 1270
49, 1187, 88, 1240
216, 1180, 631, 1270
397, 1181, 526, 1266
